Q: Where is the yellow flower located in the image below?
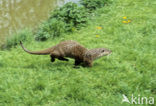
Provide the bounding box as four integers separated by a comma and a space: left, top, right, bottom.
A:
96, 35, 100, 38
122, 21, 128, 24
72, 27, 76, 31
96, 26, 102, 30
128, 19, 131, 23
123, 16, 127, 19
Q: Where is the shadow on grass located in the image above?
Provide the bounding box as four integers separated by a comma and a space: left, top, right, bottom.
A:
22, 58, 75, 71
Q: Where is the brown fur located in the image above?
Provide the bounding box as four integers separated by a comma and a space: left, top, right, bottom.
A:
20, 40, 111, 67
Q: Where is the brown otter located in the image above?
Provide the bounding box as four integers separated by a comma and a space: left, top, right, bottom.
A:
20, 40, 111, 67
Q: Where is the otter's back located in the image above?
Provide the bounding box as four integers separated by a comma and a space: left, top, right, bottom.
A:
53, 40, 87, 59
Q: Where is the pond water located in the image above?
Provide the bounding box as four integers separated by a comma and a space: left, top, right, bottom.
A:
0, 0, 79, 45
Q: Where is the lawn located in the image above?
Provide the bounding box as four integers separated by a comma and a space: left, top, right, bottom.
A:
0, 0, 156, 105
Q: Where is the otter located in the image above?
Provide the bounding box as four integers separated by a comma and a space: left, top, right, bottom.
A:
20, 40, 111, 67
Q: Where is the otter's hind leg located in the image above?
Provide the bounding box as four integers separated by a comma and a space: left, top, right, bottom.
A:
50, 55, 55, 62
50, 52, 68, 62
50, 51, 60, 62
58, 57, 69, 61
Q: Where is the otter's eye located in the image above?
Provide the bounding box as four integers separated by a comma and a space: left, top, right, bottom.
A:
102, 50, 105, 52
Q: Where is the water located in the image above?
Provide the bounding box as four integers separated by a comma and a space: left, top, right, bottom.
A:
0, 0, 79, 45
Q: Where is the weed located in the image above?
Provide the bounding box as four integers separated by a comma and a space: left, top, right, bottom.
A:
80, 0, 111, 11
35, 2, 88, 40
35, 19, 65, 40
3, 29, 33, 49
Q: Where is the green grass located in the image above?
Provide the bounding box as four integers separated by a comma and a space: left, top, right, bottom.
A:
0, 0, 156, 105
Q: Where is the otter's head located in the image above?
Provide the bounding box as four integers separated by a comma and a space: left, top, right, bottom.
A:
95, 48, 112, 58
84, 48, 112, 60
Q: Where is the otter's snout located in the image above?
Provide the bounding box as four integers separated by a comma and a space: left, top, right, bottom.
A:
108, 50, 112, 54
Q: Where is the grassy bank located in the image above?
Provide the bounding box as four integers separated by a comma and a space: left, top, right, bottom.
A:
0, 0, 156, 105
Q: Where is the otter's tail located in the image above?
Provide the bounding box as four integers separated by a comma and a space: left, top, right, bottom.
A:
20, 41, 53, 55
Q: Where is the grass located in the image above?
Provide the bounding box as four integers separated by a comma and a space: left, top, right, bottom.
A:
0, 0, 156, 105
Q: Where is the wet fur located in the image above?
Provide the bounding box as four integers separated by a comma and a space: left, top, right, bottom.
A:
20, 40, 111, 67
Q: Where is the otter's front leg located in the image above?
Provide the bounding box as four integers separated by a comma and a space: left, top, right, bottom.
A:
74, 59, 82, 66
73, 59, 82, 68
84, 60, 93, 67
